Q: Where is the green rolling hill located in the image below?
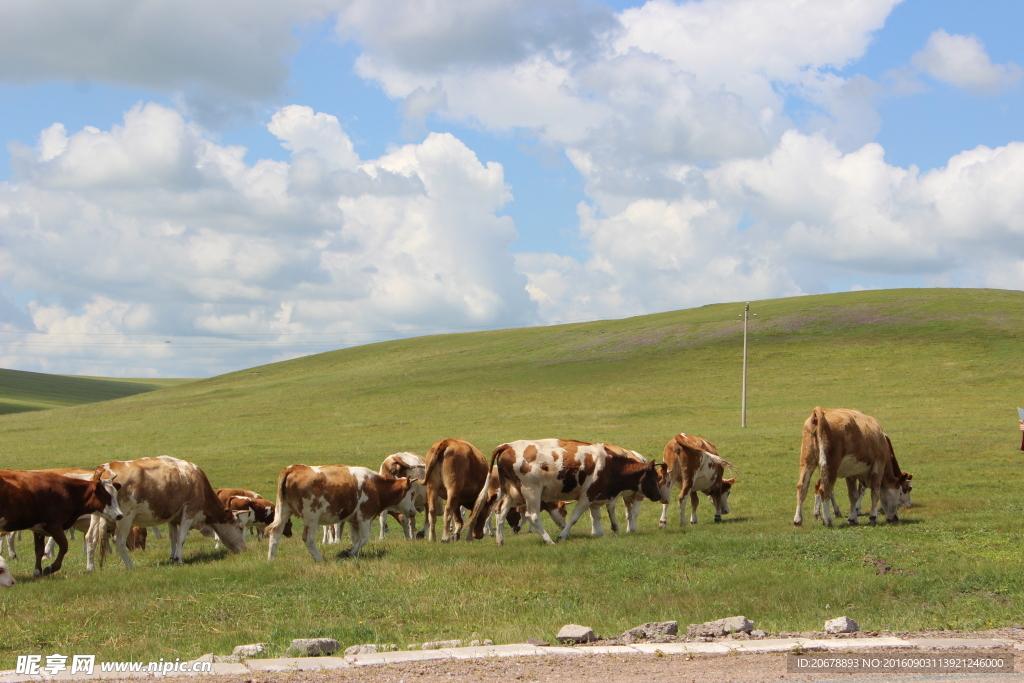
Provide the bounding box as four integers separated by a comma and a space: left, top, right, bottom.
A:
0, 368, 193, 415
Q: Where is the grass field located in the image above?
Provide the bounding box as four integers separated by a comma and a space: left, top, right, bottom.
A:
0, 368, 194, 415
1, 287, 1023, 666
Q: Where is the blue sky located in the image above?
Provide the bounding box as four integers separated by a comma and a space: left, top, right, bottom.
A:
1, 0, 1022, 377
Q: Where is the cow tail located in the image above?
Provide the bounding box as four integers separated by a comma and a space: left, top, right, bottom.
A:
467, 445, 502, 529
813, 406, 829, 484
422, 440, 447, 490
263, 467, 292, 538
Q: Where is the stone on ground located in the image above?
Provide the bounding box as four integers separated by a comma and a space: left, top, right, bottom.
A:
232, 644, 271, 658
687, 616, 754, 638
620, 621, 678, 643
285, 638, 340, 657
824, 616, 859, 634
421, 639, 462, 650
557, 624, 598, 644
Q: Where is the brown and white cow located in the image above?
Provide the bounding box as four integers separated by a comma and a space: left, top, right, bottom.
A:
0, 469, 122, 577
658, 433, 736, 528
0, 556, 13, 587
86, 456, 246, 569
794, 408, 910, 527
423, 439, 489, 542
378, 452, 427, 540
265, 465, 419, 561
814, 433, 914, 520
469, 439, 671, 545
215, 489, 275, 539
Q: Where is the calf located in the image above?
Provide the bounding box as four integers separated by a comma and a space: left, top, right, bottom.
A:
0, 469, 122, 577
423, 439, 489, 542
216, 489, 275, 539
469, 439, 671, 545
86, 456, 246, 570
0, 556, 14, 587
378, 452, 427, 540
794, 408, 910, 527
265, 465, 419, 561
659, 433, 736, 528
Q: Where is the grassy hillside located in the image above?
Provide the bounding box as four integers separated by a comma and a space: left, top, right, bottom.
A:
0, 368, 194, 415
1, 288, 1023, 665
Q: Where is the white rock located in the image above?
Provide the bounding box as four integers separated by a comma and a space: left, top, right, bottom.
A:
232, 644, 270, 658
825, 616, 859, 634
556, 624, 597, 644
286, 638, 340, 657
421, 639, 462, 650
687, 616, 754, 638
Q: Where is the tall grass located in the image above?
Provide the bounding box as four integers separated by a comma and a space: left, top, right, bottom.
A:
1, 288, 1023, 665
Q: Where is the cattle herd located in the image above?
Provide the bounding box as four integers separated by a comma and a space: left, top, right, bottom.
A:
0, 407, 914, 585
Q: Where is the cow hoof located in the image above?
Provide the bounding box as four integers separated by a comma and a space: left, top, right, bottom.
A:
41, 566, 55, 576
714, 516, 721, 523
658, 521, 667, 529
33, 569, 41, 578
848, 518, 858, 526
868, 517, 877, 526
793, 520, 802, 527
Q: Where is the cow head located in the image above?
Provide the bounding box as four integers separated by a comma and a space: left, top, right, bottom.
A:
210, 514, 247, 553
640, 462, 672, 504
717, 477, 735, 515
94, 476, 124, 522
0, 556, 14, 587
898, 473, 913, 509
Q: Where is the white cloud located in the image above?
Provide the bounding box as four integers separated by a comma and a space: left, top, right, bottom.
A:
0, 103, 533, 376
912, 29, 1023, 94
0, 0, 334, 100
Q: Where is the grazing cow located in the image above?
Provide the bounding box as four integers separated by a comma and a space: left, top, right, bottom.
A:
658, 434, 736, 528
126, 526, 147, 551
794, 408, 910, 527
86, 456, 246, 570
469, 439, 671, 545
265, 465, 419, 561
215, 489, 275, 539
0, 469, 122, 577
0, 556, 13, 587
815, 436, 914, 520
378, 452, 427, 540
423, 439, 489, 542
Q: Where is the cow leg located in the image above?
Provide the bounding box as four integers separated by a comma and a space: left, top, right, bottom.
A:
793, 463, 816, 526
113, 519, 135, 569
343, 519, 371, 557
605, 498, 620, 533
399, 512, 414, 541
587, 506, 606, 537
40, 526, 69, 576
266, 515, 287, 561
303, 520, 325, 562
523, 491, 555, 545
494, 495, 515, 546
689, 490, 700, 524
378, 512, 388, 541
558, 496, 593, 542
627, 496, 642, 532
659, 501, 669, 528
32, 532, 46, 577
547, 505, 566, 530
171, 518, 193, 564
43, 536, 55, 560
1, 532, 15, 560
678, 478, 694, 527
426, 491, 442, 542
442, 488, 463, 542
846, 478, 861, 525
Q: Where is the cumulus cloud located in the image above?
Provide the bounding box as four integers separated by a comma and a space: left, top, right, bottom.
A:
0, 103, 533, 376
912, 29, 1023, 94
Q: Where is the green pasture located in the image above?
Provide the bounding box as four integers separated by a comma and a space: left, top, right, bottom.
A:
1, 287, 1023, 665
0, 368, 193, 415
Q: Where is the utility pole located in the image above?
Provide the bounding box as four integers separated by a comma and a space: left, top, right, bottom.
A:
740, 303, 755, 428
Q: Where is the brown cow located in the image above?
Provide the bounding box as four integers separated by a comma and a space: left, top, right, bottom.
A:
0, 469, 122, 577
794, 408, 910, 527
265, 465, 419, 561
378, 452, 427, 540
659, 433, 736, 528
469, 439, 671, 545
86, 456, 246, 569
216, 489, 275, 539
815, 434, 914, 520
423, 439, 489, 542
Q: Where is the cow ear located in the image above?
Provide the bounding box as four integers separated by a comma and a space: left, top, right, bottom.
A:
723, 477, 736, 485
